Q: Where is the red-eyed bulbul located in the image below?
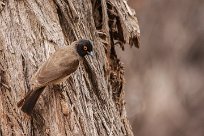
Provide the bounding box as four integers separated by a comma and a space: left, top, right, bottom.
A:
17, 39, 94, 115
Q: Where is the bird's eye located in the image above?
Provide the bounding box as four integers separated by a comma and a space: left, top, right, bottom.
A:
83, 46, 87, 51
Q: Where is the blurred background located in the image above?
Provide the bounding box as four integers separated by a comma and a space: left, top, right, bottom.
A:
117, 0, 204, 135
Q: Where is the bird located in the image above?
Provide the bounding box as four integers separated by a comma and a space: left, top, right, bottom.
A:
17, 39, 94, 115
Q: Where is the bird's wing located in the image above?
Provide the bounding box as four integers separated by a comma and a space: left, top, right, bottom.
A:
33, 47, 80, 86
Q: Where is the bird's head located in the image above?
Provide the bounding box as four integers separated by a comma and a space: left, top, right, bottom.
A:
76, 39, 94, 57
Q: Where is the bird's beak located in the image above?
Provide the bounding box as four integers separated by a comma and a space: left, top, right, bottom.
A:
87, 51, 94, 56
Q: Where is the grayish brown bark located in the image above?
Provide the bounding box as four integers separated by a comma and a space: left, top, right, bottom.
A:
0, 0, 140, 135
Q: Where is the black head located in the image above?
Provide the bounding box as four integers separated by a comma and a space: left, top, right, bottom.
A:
76, 39, 93, 57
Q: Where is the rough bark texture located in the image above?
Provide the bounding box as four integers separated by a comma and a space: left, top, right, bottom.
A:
0, 0, 140, 135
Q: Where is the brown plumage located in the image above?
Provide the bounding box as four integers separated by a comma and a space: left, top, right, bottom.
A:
17, 39, 93, 115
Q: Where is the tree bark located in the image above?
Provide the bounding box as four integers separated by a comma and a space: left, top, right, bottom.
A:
0, 0, 140, 135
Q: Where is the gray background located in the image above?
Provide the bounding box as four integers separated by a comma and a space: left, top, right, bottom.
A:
120, 0, 204, 135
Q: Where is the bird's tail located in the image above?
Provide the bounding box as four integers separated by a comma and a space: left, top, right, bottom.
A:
17, 86, 45, 115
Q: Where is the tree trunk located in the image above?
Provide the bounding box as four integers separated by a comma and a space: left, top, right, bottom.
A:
0, 0, 140, 135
